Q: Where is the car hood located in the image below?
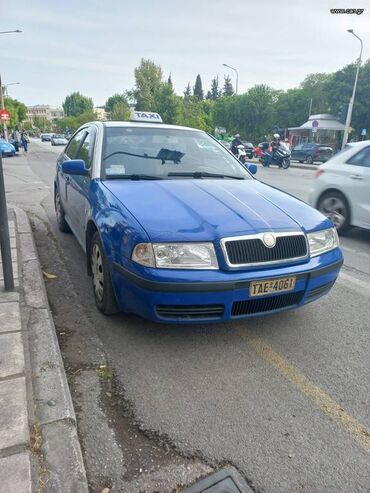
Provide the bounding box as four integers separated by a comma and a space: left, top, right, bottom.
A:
103, 179, 331, 242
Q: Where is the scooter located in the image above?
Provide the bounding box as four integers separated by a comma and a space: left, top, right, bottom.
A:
260, 143, 291, 169
236, 144, 247, 164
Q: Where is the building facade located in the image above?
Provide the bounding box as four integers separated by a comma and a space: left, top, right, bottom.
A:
27, 105, 64, 122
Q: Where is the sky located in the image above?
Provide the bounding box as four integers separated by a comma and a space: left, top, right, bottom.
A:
2, 0, 370, 108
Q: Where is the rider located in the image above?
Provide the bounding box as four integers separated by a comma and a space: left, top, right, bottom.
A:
271, 133, 281, 155
230, 133, 243, 156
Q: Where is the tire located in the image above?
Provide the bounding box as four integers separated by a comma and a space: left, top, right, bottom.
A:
54, 190, 71, 233
90, 231, 118, 315
317, 191, 350, 234
299, 160, 304, 163
240, 156, 246, 164
306, 155, 314, 164
281, 158, 290, 169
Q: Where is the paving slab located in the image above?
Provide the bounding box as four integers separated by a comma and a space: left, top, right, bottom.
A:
0, 452, 31, 493
0, 332, 24, 378
0, 302, 21, 332
0, 377, 29, 449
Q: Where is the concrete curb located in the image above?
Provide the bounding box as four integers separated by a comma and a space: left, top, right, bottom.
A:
13, 206, 88, 493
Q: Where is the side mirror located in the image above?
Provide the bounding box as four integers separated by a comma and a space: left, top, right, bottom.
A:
246, 162, 257, 175
62, 159, 88, 176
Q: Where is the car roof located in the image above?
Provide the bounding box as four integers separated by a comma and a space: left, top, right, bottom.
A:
82, 120, 206, 133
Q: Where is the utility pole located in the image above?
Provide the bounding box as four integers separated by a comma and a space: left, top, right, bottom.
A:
342, 30, 363, 149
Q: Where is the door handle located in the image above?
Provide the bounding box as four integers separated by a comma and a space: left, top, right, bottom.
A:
350, 174, 363, 180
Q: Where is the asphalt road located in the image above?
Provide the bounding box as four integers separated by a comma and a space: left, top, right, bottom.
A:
4, 140, 370, 492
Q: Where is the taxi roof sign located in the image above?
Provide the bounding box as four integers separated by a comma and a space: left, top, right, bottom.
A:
130, 111, 163, 123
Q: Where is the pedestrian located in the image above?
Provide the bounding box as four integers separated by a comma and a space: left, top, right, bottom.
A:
21, 129, 29, 153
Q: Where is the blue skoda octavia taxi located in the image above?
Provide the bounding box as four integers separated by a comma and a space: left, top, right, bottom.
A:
54, 112, 343, 323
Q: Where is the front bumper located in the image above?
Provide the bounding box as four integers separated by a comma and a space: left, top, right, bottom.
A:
111, 249, 343, 323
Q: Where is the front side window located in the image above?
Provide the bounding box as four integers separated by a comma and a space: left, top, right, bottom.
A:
346, 146, 370, 167
65, 129, 87, 159
101, 127, 251, 180
77, 128, 96, 169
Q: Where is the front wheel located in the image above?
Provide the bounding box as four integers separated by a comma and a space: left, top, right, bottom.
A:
306, 155, 314, 164
239, 155, 246, 164
317, 191, 350, 234
90, 232, 118, 315
281, 158, 290, 169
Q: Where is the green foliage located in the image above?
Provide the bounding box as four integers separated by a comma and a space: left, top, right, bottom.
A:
63, 92, 93, 117
193, 74, 204, 100
133, 58, 163, 110
32, 116, 52, 132
153, 83, 181, 124
207, 76, 221, 101
105, 94, 129, 113
184, 82, 192, 98
3, 97, 27, 127
223, 75, 234, 96
110, 102, 131, 121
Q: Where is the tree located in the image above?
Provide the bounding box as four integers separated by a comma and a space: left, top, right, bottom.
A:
167, 73, 173, 87
223, 75, 234, 96
184, 82, 192, 98
153, 83, 181, 124
133, 58, 163, 110
3, 97, 27, 127
209, 76, 221, 100
110, 102, 131, 121
63, 92, 93, 117
32, 116, 52, 132
105, 94, 129, 113
193, 74, 204, 100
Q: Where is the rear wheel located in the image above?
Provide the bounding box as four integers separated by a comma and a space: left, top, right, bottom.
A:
306, 155, 314, 164
317, 191, 350, 234
90, 232, 118, 315
54, 191, 70, 233
281, 158, 290, 169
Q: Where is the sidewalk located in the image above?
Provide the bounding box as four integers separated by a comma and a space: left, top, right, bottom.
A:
0, 207, 88, 492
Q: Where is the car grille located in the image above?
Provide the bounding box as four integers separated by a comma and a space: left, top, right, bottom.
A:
223, 233, 307, 266
156, 304, 224, 320
232, 291, 303, 316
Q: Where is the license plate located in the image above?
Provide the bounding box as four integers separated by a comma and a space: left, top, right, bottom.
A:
249, 276, 296, 297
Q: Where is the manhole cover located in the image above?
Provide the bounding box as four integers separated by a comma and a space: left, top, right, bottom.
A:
182, 466, 253, 493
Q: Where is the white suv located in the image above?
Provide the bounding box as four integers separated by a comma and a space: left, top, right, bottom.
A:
309, 141, 370, 234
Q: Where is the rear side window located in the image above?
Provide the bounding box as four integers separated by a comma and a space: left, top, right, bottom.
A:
346, 146, 370, 167
65, 129, 87, 159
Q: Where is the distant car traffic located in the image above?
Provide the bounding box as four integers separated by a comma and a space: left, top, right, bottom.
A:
54, 111, 342, 324
0, 139, 16, 157
291, 143, 333, 164
309, 141, 370, 234
51, 134, 68, 146
41, 134, 52, 142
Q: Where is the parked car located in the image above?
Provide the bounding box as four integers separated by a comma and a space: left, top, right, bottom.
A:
291, 143, 333, 164
309, 141, 370, 234
51, 134, 68, 146
241, 142, 255, 159
41, 134, 52, 142
0, 139, 16, 157
54, 112, 342, 323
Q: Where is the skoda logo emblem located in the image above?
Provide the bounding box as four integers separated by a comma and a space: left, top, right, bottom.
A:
262, 233, 276, 248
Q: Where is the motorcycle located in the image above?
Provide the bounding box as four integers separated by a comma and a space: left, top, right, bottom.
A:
260, 142, 291, 169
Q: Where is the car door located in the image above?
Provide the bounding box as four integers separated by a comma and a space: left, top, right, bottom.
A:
345, 146, 370, 228
57, 128, 87, 210
66, 127, 97, 247
292, 144, 303, 160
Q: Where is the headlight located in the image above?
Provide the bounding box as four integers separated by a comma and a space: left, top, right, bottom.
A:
132, 242, 218, 269
307, 227, 339, 257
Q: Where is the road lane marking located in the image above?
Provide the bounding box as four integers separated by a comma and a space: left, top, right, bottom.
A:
237, 330, 370, 453
339, 271, 370, 294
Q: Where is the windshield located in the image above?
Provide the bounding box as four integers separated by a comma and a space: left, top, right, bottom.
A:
101, 126, 252, 180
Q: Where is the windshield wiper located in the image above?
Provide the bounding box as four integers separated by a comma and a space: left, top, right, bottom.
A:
105, 174, 163, 180
167, 171, 245, 180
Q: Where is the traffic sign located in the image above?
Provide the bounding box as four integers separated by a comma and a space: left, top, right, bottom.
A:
0, 109, 10, 122
361, 128, 367, 136
312, 120, 319, 128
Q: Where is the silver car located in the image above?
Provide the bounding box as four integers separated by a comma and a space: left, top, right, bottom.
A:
309, 141, 370, 234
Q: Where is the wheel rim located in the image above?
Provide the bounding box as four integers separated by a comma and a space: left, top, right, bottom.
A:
91, 243, 104, 302
55, 193, 62, 223
319, 197, 347, 229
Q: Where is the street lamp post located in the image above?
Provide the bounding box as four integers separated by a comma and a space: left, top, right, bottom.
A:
222, 63, 239, 95
0, 29, 21, 291
4, 82, 20, 97
342, 29, 363, 149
